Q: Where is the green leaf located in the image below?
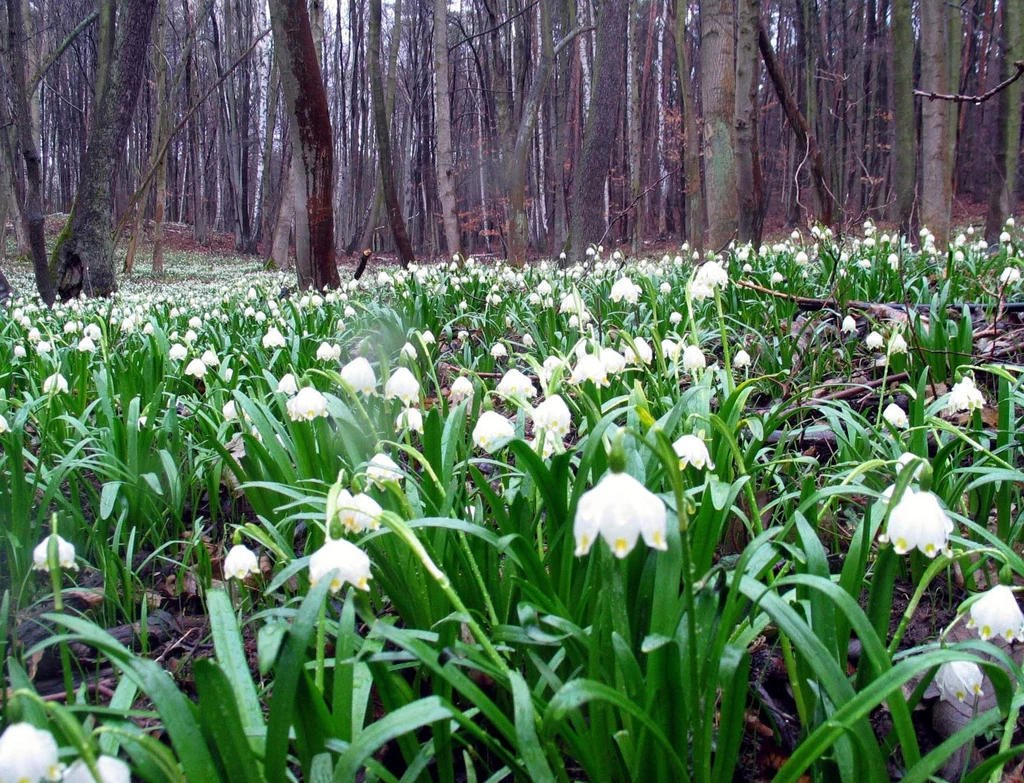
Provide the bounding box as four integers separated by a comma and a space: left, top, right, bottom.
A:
194, 659, 267, 783
208, 589, 264, 745
510, 671, 556, 783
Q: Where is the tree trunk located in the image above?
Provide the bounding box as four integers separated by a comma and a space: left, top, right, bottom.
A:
54, 0, 156, 300
920, 0, 952, 245
568, 0, 627, 263
891, 0, 914, 230
674, 0, 703, 253
984, 0, 1021, 241
432, 0, 460, 257
268, 0, 339, 289
368, 0, 414, 266
734, 0, 764, 246
4, 0, 54, 304
701, 0, 737, 250
150, 0, 169, 274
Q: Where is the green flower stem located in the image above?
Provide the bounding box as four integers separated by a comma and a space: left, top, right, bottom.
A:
46, 518, 75, 705
989, 694, 1022, 783
458, 531, 499, 627
714, 287, 734, 396
315, 597, 327, 692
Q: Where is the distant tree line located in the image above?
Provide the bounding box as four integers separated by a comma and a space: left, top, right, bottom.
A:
0, 0, 1021, 298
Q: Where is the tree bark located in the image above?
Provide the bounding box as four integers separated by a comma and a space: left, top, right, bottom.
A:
432, 0, 460, 257
701, 0, 737, 250
568, 0, 628, 264
268, 0, 339, 289
54, 0, 156, 300
368, 0, 414, 266
674, 0, 703, 253
891, 0, 915, 230
985, 0, 1021, 241
734, 0, 764, 246
920, 0, 952, 245
4, 0, 54, 304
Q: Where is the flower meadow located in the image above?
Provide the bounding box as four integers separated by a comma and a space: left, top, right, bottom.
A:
2, 221, 1024, 782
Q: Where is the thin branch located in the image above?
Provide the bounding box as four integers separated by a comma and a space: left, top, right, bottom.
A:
28, 10, 99, 92
448, 1, 540, 52
600, 165, 682, 250
914, 60, 1024, 103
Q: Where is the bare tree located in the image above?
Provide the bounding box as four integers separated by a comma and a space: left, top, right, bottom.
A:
734, 0, 764, 245
919, 0, 952, 244
700, 0, 737, 250
432, 0, 460, 257
985, 0, 1022, 241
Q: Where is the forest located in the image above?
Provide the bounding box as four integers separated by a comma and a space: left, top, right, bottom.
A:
2, 0, 1024, 781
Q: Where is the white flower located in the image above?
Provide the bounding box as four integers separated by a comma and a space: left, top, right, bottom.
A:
623, 338, 653, 366
384, 368, 420, 405
340, 357, 377, 396
865, 331, 884, 350
733, 349, 751, 368
948, 376, 984, 413
13, 345, 26, 359
367, 453, 402, 486
400, 342, 417, 359
185, 358, 207, 378
934, 661, 983, 705
0, 414, 8, 434
600, 348, 627, 375
309, 538, 372, 592
201, 349, 220, 367
276, 373, 299, 395
570, 354, 609, 386
880, 489, 953, 557
841, 315, 857, 334
681, 344, 706, 372
610, 277, 641, 304
42, 373, 68, 394
1000, 267, 1021, 285
1000, 231, 1012, 244
316, 342, 341, 362
660, 339, 682, 363
895, 452, 926, 480
287, 387, 329, 421
395, 407, 424, 434
496, 369, 536, 398
472, 411, 515, 451
169, 343, 187, 361
330, 489, 382, 534
522, 333, 535, 347
183, 329, 198, 344
888, 333, 908, 355
533, 395, 572, 437
77, 336, 97, 353
35, 340, 52, 355
857, 258, 872, 270
0, 723, 62, 783
669, 311, 683, 325
882, 403, 908, 429
574, 471, 667, 558
83, 324, 101, 341
770, 271, 785, 285
967, 585, 1024, 642
224, 545, 260, 580
222, 400, 240, 421
419, 330, 436, 346
490, 343, 508, 360
449, 376, 475, 403
32, 534, 77, 571
673, 435, 714, 470
262, 326, 287, 349
62, 756, 130, 783
696, 260, 729, 288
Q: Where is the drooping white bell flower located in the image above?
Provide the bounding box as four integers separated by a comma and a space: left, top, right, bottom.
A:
882, 403, 908, 429
42, 373, 69, 394
865, 331, 884, 350
947, 376, 984, 414
308, 538, 372, 593
62, 756, 131, 783
967, 584, 1024, 642
888, 333, 908, 355
600, 348, 627, 375
287, 387, 329, 421
895, 452, 925, 480
400, 342, 417, 360
223, 545, 260, 581
331, 489, 382, 534
999, 267, 1020, 285
168, 343, 187, 361
395, 407, 424, 434
0, 414, 8, 434
570, 354, 609, 387
340, 357, 377, 396
384, 367, 420, 405
841, 315, 858, 334
449, 376, 475, 403
574, 471, 668, 558
610, 277, 641, 304
184, 358, 207, 378
32, 534, 77, 572
733, 349, 751, 368
681, 345, 706, 372
490, 343, 508, 360
0, 723, 63, 783
660, 339, 683, 364
472, 411, 515, 452
496, 368, 536, 398
532, 395, 572, 437
76, 336, 97, 353
262, 326, 287, 349
934, 661, 983, 705
623, 338, 653, 366
367, 453, 403, 486
673, 435, 714, 470
201, 349, 220, 367
316, 342, 341, 362
276, 373, 299, 396
878, 489, 953, 558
